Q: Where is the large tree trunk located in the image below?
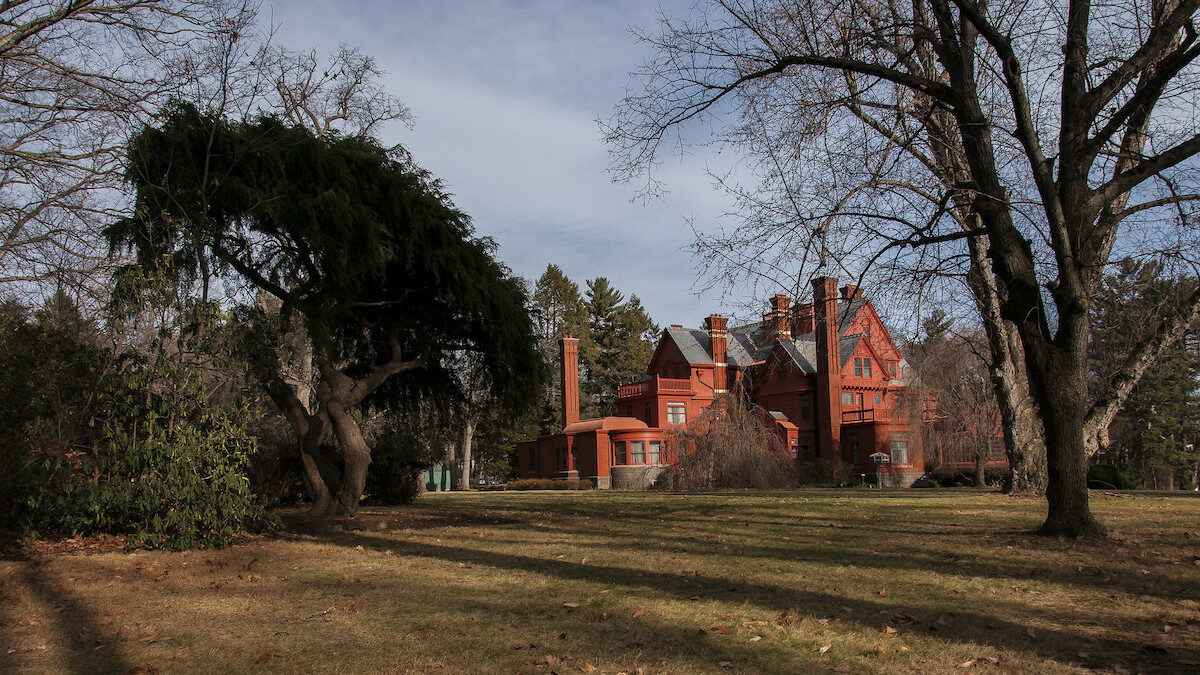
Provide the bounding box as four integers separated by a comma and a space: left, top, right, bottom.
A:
444, 441, 458, 490
995, 325, 1047, 493
325, 398, 371, 516
1027, 341, 1107, 537
458, 419, 475, 490
299, 418, 333, 515
964, 236, 1047, 493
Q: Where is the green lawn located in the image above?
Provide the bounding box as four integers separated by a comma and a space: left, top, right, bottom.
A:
2, 489, 1199, 673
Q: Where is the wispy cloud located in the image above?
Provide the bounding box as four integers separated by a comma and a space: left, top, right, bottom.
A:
266, 0, 742, 325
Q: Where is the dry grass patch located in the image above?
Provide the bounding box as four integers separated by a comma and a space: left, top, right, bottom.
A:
1, 489, 1198, 673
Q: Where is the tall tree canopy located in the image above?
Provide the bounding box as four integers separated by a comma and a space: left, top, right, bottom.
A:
584, 277, 658, 418
108, 102, 543, 514
608, 0, 1200, 536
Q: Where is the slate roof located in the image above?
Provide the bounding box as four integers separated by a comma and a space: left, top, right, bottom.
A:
663, 298, 881, 373
839, 333, 864, 368
778, 334, 818, 374
663, 326, 763, 367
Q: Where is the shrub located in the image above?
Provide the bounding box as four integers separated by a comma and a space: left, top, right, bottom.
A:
505, 478, 594, 491
660, 387, 798, 491
1088, 464, 1141, 490
19, 357, 279, 550
929, 466, 1008, 487
801, 457, 856, 486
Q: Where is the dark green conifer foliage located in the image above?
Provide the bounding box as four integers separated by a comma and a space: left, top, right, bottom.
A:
108, 102, 544, 513
1091, 259, 1200, 489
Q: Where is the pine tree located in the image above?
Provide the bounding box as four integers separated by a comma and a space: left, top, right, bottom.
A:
584, 278, 659, 417
531, 265, 591, 432
1092, 259, 1200, 489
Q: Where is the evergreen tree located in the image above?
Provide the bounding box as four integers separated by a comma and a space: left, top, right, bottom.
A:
531, 265, 592, 432
584, 277, 658, 417
108, 102, 543, 514
1092, 259, 1200, 489
922, 309, 954, 343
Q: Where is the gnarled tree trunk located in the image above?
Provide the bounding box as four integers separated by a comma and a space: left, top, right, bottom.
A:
326, 398, 371, 516
965, 235, 1047, 493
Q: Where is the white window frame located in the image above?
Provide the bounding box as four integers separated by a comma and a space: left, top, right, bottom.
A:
667, 403, 686, 425
630, 441, 646, 464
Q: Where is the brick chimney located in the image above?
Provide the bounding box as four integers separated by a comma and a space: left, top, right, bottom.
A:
705, 314, 729, 395
560, 335, 579, 429
767, 293, 791, 339
813, 277, 843, 461
793, 302, 815, 334
840, 284, 863, 300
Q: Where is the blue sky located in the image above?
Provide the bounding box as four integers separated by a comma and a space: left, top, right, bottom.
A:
266, 0, 742, 327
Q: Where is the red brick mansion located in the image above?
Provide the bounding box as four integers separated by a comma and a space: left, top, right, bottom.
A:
516, 277, 934, 488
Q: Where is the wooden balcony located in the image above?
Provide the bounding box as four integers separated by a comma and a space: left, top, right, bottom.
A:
616, 375, 694, 399
842, 407, 936, 424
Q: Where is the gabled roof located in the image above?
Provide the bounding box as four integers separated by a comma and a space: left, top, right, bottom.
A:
840, 333, 863, 368
778, 334, 817, 374
659, 297, 891, 373
664, 326, 760, 367
664, 326, 714, 365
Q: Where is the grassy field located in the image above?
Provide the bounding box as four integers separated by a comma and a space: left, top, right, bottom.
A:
2, 489, 1199, 674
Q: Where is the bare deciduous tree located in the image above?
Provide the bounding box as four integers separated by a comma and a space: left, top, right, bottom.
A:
0, 0, 259, 296
607, 0, 1200, 536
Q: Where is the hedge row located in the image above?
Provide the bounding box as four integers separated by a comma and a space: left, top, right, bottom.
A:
505, 479, 594, 491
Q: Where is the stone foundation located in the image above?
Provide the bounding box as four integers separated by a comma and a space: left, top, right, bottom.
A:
869, 471, 924, 488
611, 465, 666, 489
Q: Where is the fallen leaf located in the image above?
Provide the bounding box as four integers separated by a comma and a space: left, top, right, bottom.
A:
959, 659, 976, 668
344, 602, 357, 612
633, 608, 646, 618
819, 644, 832, 653
289, 658, 308, 665
749, 636, 762, 642
256, 653, 271, 664
581, 664, 597, 672
717, 662, 733, 669
873, 644, 886, 656
563, 603, 580, 609
882, 626, 898, 635
716, 626, 735, 634
899, 646, 910, 654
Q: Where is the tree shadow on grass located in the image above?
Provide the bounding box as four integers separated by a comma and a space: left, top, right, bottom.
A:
288, 526, 1199, 673
0, 553, 131, 673
448, 511, 1199, 605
